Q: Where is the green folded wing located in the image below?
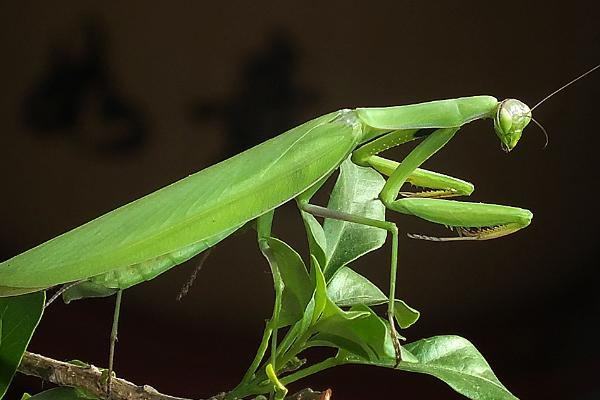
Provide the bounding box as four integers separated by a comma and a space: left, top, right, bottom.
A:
0, 110, 362, 290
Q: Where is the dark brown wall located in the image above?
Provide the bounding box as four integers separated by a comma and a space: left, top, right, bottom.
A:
1, 1, 598, 398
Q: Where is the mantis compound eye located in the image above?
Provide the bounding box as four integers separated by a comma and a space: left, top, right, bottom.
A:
493, 99, 532, 152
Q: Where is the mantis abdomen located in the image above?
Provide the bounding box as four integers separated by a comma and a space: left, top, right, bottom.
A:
63, 224, 243, 301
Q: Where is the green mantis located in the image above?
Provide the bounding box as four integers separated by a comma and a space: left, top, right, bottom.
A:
0, 94, 534, 373
0, 95, 534, 295
3, 103, 533, 286
3, 100, 533, 289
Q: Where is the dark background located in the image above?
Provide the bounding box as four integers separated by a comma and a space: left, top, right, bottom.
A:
1, 1, 598, 399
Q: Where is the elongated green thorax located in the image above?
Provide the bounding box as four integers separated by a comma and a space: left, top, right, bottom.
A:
356, 96, 531, 153
356, 96, 499, 143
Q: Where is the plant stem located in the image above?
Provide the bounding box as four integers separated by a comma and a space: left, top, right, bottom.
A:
19, 351, 330, 400
240, 321, 273, 384
280, 358, 340, 386
274, 322, 301, 361
18, 351, 192, 400
276, 331, 311, 372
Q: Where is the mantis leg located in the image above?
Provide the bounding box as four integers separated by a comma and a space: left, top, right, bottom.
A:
368, 155, 474, 199
355, 127, 532, 240
348, 126, 532, 361
297, 200, 402, 361
107, 289, 123, 395
354, 128, 474, 199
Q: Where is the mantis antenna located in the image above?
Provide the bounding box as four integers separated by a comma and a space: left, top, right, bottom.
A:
527, 63, 599, 148
530, 117, 549, 148
531, 64, 599, 111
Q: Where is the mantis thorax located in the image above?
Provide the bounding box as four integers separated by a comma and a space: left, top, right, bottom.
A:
493, 99, 532, 152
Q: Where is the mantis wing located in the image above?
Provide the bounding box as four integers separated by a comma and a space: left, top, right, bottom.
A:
0, 110, 362, 292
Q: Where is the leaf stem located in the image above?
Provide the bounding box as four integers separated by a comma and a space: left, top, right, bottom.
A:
240, 320, 273, 384
280, 357, 341, 385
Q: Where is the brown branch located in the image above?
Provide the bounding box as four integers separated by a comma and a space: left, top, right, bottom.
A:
17, 351, 332, 400
17, 351, 191, 400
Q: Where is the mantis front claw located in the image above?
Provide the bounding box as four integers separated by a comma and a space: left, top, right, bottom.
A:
399, 188, 461, 199
407, 220, 531, 242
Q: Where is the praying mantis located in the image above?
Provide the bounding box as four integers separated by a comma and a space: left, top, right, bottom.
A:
0, 64, 596, 398
0, 96, 533, 350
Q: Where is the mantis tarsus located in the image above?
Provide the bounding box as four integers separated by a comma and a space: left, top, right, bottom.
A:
1, 64, 597, 396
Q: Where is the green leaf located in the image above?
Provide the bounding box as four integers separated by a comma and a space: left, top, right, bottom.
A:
297, 256, 328, 338
322, 158, 386, 278
327, 266, 387, 307
336, 335, 518, 399
26, 387, 99, 399
309, 300, 373, 360
399, 336, 518, 400
266, 238, 312, 327
340, 335, 518, 400
297, 295, 316, 342
300, 211, 328, 269
393, 299, 420, 329
327, 266, 420, 328
0, 292, 45, 399
309, 256, 327, 326
310, 303, 396, 364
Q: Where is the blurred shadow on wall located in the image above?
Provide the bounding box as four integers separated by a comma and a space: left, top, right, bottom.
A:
22, 17, 147, 155
189, 29, 317, 158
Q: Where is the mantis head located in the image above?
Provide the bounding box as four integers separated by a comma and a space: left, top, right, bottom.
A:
493, 99, 532, 152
